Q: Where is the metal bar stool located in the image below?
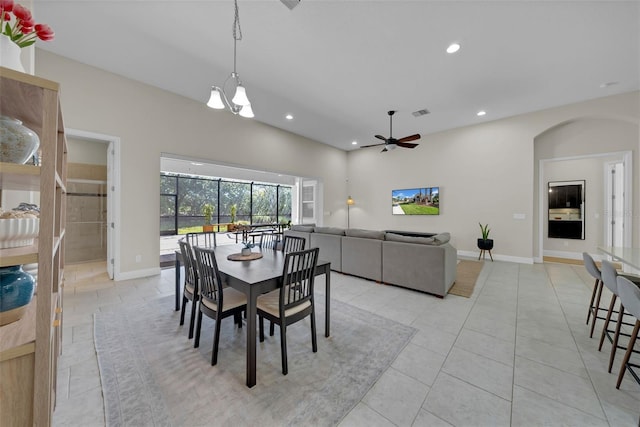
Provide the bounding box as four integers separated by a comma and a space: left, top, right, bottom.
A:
583, 252, 605, 337
615, 275, 640, 389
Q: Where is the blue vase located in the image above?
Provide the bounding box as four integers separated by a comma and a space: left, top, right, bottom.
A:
0, 265, 35, 324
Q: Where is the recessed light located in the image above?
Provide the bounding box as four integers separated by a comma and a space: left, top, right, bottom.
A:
352, 141, 358, 145
600, 81, 619, 88
285, 114, 293, 120
477, 111, 486, 116
446, 43, 461, 54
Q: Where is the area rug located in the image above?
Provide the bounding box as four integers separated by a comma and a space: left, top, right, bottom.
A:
94, 294, 416, 427
448, 260, 485, 298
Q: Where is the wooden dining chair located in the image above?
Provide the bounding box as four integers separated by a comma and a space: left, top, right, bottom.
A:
192, 246, 247, 366
257, 247, 320, 375
187, 231, 217, 248
178, 239, 199, 339
282, 235, 305, 253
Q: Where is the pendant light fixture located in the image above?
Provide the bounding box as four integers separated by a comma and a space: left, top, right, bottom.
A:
206, 0, 254, 118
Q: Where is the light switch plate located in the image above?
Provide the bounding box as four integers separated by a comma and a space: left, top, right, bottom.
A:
513, 213, 526, 220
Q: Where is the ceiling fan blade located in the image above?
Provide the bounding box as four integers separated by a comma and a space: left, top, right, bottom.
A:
360, 142, 386, 148
397, 134, 421, 143
374, 135, 387, 141
396, 142, 419, 149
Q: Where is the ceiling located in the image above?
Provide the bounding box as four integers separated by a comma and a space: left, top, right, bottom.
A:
35, 1, 639, 151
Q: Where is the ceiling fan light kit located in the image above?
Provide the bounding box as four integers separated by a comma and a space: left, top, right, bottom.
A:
206, 0, 254, 118
360, 110, 421, 153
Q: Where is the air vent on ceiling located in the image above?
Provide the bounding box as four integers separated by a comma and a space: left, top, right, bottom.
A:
412, 109, 430, 117
280, 0, 300, 10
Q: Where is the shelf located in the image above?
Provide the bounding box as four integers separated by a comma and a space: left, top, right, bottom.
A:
0, 162, 40, 191
0, 240, 38, 267
0, 296, 36, 356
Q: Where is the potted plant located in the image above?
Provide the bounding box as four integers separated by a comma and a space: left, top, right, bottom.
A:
477, 223, 494, 260
241, 241, 254, 256
228, 204, 238, 232
202, 203, 215, 232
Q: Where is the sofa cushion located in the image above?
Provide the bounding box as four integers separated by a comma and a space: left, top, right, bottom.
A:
314, 226, 345, 236
385, 232, 437, 245
290, 224, 315, 232
345, 228, 385, 240
433, 232, 451, 244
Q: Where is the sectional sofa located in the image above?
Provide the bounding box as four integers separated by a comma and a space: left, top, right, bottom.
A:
283, 225, 457, 297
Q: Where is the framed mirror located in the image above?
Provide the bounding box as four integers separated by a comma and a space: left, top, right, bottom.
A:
548, 180, 585, 239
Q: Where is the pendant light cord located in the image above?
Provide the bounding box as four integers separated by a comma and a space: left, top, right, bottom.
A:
232, 0, 243, 75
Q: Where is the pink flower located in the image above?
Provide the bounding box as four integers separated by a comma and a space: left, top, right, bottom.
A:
35, 23, 54, 41
17, 16, 34, 33
0, 0, 13, 14
11, 3, 30, 21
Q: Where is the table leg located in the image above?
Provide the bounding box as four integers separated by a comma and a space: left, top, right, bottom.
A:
246, 290, 257, 387
325, 268, 330, 337
174, 257, 181, 311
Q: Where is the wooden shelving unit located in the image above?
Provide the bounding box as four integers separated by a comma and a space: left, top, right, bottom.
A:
0, 67, 67, 426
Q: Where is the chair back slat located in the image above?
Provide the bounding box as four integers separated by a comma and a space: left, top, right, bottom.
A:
259, 232, 280, 250
193, 246, 223, 308
280, 248, 319, 311
178, 239, 198, 290
187, 231, 217, 248
283, 235, 305, 253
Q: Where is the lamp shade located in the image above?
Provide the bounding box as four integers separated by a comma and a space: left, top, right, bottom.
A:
207, 88, 225, 109
347, 196, 355, 206
232, 84, 250, 106
239, 103, 254, 118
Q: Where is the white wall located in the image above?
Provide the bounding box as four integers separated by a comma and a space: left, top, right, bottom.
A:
35, 50, 348, 277
348, 92, 639, 263
67, 137, 108, 165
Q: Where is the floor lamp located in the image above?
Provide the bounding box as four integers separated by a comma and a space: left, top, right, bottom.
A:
347, 196, 354, 228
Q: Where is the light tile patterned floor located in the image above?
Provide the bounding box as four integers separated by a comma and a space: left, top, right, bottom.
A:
53, 260, 640, 426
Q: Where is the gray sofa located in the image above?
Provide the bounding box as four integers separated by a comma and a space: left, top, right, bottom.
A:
283, 226, 457, 297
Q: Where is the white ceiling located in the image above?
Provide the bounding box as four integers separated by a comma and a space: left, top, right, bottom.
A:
36, 1, 639, 151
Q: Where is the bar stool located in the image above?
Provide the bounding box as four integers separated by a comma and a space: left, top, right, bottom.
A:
615, 275, 640, 389
583, 252, 605, 337
598, 261, 640, 372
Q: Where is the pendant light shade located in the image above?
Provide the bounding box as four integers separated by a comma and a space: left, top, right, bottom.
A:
232, 85, 250, 106
207, 88, 225, 109
239, 103, 254, 118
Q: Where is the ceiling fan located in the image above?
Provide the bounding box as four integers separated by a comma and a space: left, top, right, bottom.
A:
360, 110, 421, 152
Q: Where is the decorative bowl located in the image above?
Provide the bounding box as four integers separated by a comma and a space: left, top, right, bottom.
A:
0, 218, 39, 248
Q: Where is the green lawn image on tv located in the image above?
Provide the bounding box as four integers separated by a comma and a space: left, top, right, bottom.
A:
400, 203, 439, 215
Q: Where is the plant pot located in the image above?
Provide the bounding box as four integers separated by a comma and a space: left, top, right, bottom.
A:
0, 265, 35, 325
477, 238, 494, 250
203, 224, 215, 232
0, 34, 25, 73
241, 247, 252, 256
228, 224, 237, 232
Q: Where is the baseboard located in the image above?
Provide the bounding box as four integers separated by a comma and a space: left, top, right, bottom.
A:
115, 267, 161, 281
457, 250, 534, 264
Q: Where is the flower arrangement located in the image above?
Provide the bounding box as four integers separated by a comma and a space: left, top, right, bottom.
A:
1, 0, 54, 48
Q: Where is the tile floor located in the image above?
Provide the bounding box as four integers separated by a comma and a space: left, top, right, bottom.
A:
53, 259, 640, 426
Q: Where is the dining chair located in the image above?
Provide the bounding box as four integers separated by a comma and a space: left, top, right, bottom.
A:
615, 275, 640, 389
583, 252, 605, 337
178, 239, 199, 339
259, 231, 280, 250
257, 247, 320, 375
282, 235, 306, 253
187, 231, 217, 248
192, 246, 247, 366
598, 260, 640, 372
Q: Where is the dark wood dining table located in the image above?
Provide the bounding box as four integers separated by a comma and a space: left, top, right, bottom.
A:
174, 244, 331, 387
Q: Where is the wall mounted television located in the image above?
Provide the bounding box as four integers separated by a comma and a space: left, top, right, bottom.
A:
392, 187, 439, 215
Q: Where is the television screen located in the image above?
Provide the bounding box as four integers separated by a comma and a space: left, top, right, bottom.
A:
392, 187, 439, 215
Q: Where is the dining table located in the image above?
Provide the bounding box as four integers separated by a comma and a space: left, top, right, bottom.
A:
174, 244, 331, 387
